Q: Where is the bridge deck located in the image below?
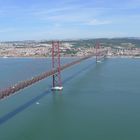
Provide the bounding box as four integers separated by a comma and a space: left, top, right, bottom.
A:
0, 55, 93, 100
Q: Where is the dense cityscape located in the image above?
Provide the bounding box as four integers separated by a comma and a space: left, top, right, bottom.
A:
0, 38, 140, 58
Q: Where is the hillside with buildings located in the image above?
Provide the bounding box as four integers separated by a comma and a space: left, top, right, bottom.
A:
0, 38, 140, 57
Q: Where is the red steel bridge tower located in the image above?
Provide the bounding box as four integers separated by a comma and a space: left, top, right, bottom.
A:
51, 41, 63, 91
96, 41, 100, 63
95, 41, 107, 63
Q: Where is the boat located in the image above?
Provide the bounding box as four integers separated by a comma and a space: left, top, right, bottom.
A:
36, 102, 40, 105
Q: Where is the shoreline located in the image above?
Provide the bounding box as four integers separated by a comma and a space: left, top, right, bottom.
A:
0, 56, 140, 59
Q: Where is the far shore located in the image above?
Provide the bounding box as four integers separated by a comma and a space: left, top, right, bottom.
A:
0, 56, 140, 59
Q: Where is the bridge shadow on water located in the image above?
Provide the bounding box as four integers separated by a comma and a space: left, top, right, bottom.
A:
0, 60, 97, 125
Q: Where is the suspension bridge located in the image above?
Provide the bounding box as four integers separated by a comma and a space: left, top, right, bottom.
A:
0, 41, 107, 100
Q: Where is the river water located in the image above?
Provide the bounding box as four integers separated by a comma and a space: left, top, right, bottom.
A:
0, 58, 140, 140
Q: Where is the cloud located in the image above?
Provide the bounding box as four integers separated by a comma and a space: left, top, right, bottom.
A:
0, 0, 139, 40
86, 19, 112, 25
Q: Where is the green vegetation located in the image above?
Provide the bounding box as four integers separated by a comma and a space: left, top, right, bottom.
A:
65, 49, 78, 55
64, 38, 140, 48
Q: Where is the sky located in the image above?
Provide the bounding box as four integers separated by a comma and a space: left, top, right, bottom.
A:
0, 0, 140, 41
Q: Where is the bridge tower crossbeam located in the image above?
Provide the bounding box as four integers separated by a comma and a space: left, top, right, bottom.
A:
51, 41, 63, 91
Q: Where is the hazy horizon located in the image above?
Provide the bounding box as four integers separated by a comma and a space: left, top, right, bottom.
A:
0, 37, 140, 42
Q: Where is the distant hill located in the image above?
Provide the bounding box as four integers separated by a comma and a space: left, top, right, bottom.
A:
64, 38, 140, 48
2, 38, 140, 48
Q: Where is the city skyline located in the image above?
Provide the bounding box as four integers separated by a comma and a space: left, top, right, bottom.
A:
0, 0, 140, 41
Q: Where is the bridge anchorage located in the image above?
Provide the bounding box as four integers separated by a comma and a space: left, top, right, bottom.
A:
51, 41, 63, 91
95, 41, 108, 63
